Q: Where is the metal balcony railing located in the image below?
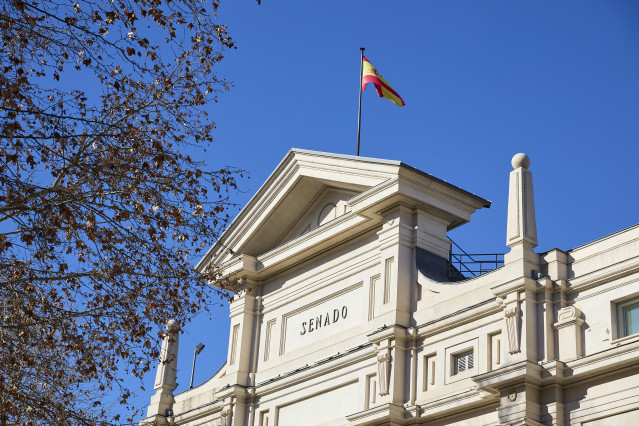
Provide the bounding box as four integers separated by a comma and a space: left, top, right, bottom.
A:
447, 238, 504, 282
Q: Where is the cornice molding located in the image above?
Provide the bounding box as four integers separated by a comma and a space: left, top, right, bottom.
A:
567, 255, 639, 293
491, 276, 540, 297
474, 340, 639, 393
414, 387, 497, 422
416, 298, 502, 339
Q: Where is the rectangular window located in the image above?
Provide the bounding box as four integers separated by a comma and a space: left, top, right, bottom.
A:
619, 299, 639, 338
453, 350, 474, 375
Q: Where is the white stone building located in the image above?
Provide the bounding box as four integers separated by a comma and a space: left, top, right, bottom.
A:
142, 149, 639, 425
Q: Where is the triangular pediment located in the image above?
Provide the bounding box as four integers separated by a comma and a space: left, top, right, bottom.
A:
198, 149, 401, 270
275, 186, 359, 246
197, 149, 491, 280
234, 177, 365, 258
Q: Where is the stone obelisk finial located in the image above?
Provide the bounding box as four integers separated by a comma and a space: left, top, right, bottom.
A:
504, 153, 539, 275
146, 319, 179, 420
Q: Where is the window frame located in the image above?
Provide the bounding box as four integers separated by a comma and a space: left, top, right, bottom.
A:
453, 349, 474, 375
617, 298, 639, 339
444, 338, 479, 384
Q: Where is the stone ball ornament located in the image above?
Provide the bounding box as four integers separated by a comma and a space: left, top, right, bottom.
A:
511, 153, 530, 170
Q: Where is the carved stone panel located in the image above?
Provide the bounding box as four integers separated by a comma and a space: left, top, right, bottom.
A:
504, 306, 521, 355
377, 351, 391, 396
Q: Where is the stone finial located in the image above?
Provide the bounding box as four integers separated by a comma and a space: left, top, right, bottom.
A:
511, 153, 530, 170
506, 153, 537, 250
147, 319, 180, 419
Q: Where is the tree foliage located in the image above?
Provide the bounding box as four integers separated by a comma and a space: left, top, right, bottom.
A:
0, 0, 243, 423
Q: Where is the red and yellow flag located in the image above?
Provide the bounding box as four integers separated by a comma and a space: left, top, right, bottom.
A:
362, 57, 405, 107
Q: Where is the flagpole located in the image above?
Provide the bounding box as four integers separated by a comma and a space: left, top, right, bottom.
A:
356, 47, 365, 156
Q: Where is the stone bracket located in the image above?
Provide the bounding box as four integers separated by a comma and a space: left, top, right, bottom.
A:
553, 306, 584, 360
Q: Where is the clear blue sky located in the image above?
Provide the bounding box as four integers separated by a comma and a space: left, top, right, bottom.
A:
133, 0, 639, 417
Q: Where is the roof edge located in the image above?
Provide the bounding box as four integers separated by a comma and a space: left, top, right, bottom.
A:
196, 148, 491, 272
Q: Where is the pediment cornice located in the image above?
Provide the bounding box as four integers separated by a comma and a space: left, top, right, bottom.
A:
198, 149, 490, 286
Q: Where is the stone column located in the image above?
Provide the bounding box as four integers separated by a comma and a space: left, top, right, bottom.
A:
146, 319, 179, 421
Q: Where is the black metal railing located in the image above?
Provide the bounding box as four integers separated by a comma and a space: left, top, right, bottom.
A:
447, 238, 504, 281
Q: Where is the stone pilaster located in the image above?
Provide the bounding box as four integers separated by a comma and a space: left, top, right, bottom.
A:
224, 279, 259, 426
540, 278, 556, 362
375, 205, 415, 328
225, 281, 258, 388
497, 383, 543, 426
498, 287, 539, 367
368, 326, 409, 410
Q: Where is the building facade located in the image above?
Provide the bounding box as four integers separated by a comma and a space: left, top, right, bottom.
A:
142, 149, 639, 425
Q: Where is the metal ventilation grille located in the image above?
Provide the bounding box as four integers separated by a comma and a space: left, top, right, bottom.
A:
454, 350, 474, 375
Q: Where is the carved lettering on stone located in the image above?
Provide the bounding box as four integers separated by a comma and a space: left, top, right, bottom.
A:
504, 306, 520, 354
377, 351, 391, 396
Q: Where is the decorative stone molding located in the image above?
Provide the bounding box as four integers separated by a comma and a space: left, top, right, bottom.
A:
556, 305, 580, 323
377, 351, 391, 396
141, 150, 639, 426
504, 306, 521, 354
385, 217, 395, 228
221, 408, 231, 426
553, 306, 584, 360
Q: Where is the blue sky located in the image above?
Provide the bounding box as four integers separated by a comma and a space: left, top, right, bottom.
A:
132, 0, 639, 417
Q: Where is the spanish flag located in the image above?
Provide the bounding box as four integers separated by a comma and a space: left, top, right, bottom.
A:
362, 57, 405, 107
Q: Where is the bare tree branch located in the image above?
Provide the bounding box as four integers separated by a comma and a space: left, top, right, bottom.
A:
0, 0, 247, 423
